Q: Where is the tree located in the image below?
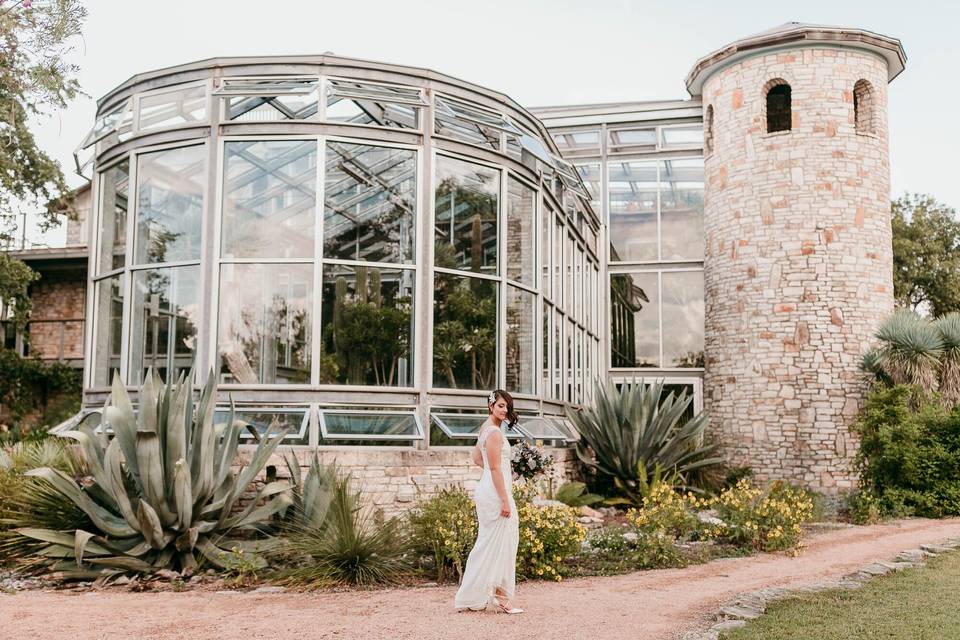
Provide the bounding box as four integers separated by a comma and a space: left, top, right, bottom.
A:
0, 0, 87, 326
892, 194, 960, 317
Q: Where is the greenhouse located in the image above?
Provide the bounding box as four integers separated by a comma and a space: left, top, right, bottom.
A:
74, 55, 603, 451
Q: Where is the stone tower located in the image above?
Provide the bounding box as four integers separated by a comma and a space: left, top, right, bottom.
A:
686, 24, 907, 493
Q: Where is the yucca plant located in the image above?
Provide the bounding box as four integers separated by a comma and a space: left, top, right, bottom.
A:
568, 380, 722, 505
868, 309, 945, 390
935, 312, 960, 406
8, 371, 292, 578
278, 455, 410, 587
0, 439, 90, 569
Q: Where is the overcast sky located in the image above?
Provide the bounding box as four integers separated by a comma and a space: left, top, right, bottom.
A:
26, 0, 960, 242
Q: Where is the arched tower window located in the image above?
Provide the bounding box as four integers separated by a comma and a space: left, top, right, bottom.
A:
765, 81, 791, 133
853, 79, 875, 134
704, 104, 715, 156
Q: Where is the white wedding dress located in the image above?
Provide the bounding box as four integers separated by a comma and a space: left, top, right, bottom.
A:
454, 423, 519, 610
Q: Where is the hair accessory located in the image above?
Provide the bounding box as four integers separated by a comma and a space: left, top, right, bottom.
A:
487, 391, 497, 404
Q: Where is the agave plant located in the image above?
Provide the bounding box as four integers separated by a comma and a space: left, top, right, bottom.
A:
278, 455, 410, 586
9, 371, 292, 578
567, 380, 722, 505
935, 312, 960, 406
554, 481, 603, 508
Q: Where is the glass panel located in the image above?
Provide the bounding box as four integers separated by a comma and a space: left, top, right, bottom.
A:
506, 177, 535, 286
554, 310, 562, 399
135, 145, 206, 265
320, 265, 414, 386
661, 125, 703, 148
92, 275, 124, 386
506, 285, 535, 395
215, 407, 309, 444
608, 126, 657, 154
434, 97, 501, 150
327, 80, 422, 129
552, 129, 601, 157
542, 301, 551, 395
322, 411, 420, 438
553, 219, 563, 309
576, 162, 601, 216
218, 263, 312, 384
564, 233, 573, 313
541, 202, 551, 297
610, 271, 659, 367
224, 80, 319, 121
138, 85, 206, 131
324, 142, 416, 264
519, 417, 569, 441
433, 273, 496, 389
608, 160, 657, 262
660, 158, 704, 261
574, 248, 583, 323
434, 156, 499, 275
97, 160, 129, 273
431, 413, 524, 446
662, 270, 705, 368
129, 266, 199, 385
222, 140, 317, 259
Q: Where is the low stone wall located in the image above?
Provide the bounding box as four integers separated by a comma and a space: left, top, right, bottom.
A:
240, 446, 580, 516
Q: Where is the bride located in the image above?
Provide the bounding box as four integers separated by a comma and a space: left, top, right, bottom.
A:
454, 389, 523, 614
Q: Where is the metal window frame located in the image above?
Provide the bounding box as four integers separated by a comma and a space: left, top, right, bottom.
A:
319, 408, 423, 441
215, 405, 311, 442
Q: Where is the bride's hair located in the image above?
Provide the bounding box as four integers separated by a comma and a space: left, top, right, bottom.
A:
488, 389, 519, 426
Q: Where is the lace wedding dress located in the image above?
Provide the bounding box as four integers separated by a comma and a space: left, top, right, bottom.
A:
454, 423, 519, 610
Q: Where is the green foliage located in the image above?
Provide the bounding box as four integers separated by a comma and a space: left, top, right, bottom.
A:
278, 461, 410, 587
325, 268, 411, 386
626, 481, 703, 541
710, 480, 814, 553
0, 438, 89, 568
515, 489, 585, 581
0, 349, 82, 441
432, 273, 496, 389
568, 380, 722, 503
936, 313, 960, 406
892, 194, 960, 317
408, 486, 477, 582
5, 371, 292, 578
554, 481, 603, 508
853, 385, 960, 519
868, 310, 945, 392
0, 1, 87, 324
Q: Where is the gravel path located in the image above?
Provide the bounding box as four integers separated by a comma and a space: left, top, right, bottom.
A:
3, 518, 960, 640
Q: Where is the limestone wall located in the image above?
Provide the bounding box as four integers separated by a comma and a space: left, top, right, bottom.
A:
701, 47, 894, 492
240, 446, 580, 516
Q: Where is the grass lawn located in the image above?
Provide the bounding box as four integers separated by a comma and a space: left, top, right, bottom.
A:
722, 550, 960, 640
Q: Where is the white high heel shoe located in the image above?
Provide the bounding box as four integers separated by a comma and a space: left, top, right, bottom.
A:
494, 595, 524, 614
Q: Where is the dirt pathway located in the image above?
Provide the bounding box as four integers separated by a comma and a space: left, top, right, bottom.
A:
3, 518, 960, 640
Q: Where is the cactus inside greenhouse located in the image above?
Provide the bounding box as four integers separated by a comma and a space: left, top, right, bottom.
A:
11, 371, 292, 578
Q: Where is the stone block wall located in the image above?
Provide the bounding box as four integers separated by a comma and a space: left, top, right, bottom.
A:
240, 446, 579, 516
701, 47, 894, 492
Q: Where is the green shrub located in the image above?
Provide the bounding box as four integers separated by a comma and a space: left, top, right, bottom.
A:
554, 481, 603, 508
408, 486, 476, 582
5, 371, 292, 578
515, 494, 584, 581
710, 480, 814, 552
568, 380, 722, 503
626, 481, 702, 540
854, 385, 960, 518
586, 525, 686, 571
279, 462, 410, 587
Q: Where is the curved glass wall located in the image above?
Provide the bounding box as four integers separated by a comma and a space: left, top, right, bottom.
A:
82, 59, 601, 447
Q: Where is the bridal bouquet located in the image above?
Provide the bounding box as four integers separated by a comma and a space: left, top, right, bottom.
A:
511, 441, 554, 481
